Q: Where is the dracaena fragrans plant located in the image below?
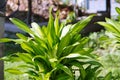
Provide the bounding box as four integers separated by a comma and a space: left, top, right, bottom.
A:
0, 10, 108, 80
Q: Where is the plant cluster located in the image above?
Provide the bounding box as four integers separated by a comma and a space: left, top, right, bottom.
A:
2, 7, 120, 79
97, 7, 120, 79
88, 30, 120, 79
1, 10, 99, 80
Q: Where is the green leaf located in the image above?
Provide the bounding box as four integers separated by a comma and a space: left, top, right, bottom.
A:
54, 13, 60, 36
26, 70, 39, 77
115, 7, 120, 14
84, 65, 94, 80
71, 15, 94, 34
97, 22, 120, 35
10, 18, 33, 34
31, 22, 45, 38
57, 33, 71, 58
0, 38, 24, 44
47, 33, 53, 48
41, 26, 47, 37
65, 53, 81, 58
72, 38, 90, 53
5, 68, 24, 75
44, 72, 51, 80
47, 8, 55, 47
57, 64, 73, 78
16, 33, 28, 41
13, 39, 25, 44
32, 55, 50, 67
105, 18, 120, 32
78, 58, 102, 66
16, 53, 32, 63
0, 38, 12, 43
0, 56, 10, 61
20, 43, 34, 53
104, 72, 112, 80
17, 64, 34, 69
61, 42, 80, 57
0, 55, 21, 62
64, 53, 92, 60
60, 25, 72, 38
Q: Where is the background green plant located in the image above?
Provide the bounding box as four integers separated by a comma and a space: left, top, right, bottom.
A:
97, 7, 120, 79
116, 0, 120, 3
88, 30, 120, 79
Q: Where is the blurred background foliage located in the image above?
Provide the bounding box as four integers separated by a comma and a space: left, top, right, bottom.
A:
116, 0, 120, 3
